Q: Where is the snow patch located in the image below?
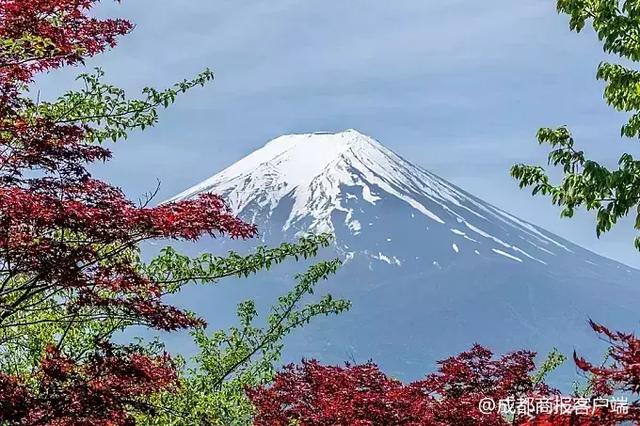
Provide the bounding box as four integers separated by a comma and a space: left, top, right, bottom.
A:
465, 222, 543, 263
362, 185, 381, 204
450, 228, 478, 243
492, 249, 522, 263
373, 252, 401, 266
348, 219, 362, 234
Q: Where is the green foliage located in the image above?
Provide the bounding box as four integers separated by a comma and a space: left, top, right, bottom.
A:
143, 233, 335, 294
557, 0, 640, 59
0, 234, 348, 424
27, 67, 214, 143
0, 35, 57, 73
511, 0, 640, 250
0, 276, 135, 379
532, 347, 567, 385
137, 257, 350, 425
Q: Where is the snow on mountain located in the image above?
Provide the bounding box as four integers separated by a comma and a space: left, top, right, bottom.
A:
168, 129, 640, 387
170, 129, 580, 268
171, 129, 435, 232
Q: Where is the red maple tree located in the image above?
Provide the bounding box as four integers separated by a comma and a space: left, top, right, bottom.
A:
249, 324, 640, 425
0, 1, 255, 424
247, 345, 555, 425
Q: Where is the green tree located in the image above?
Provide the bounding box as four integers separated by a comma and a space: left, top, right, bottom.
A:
137, 248, 349, 425
512, 0, 640, 249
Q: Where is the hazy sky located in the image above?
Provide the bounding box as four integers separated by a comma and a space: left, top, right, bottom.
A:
38, 0, 640, 268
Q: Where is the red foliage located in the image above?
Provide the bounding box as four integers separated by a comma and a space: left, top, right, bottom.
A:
569, 320, 640, 424
517, 322, 640, 425
416, 345, 556, 425
0, 344, 177, 426
0, 0, 133, 84
249, 331, 640, 426
0, 0, 256, 424
247, 359, 434, 425
247, 345, 555, 426
0, 0, 256, 330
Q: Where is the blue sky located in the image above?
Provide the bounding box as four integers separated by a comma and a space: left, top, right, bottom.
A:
38, 0, 640, 267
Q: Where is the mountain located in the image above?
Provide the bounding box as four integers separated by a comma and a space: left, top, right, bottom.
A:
168, 129, 640, 386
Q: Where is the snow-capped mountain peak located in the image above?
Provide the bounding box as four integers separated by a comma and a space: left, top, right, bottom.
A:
170, 130, 453, 227
171, 129, 386, 201
170, 130, 592, 268
170, 129, 418, 231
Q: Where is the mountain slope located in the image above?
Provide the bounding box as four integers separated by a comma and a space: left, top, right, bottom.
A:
169, 129, 640, 386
